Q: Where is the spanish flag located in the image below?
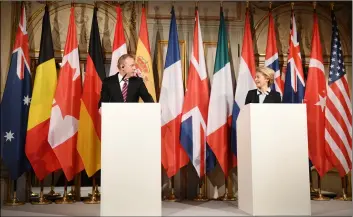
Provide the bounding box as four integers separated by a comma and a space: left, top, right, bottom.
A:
25, 5, 61, 181
77, 6, 105, 177
135, 4, 156, 101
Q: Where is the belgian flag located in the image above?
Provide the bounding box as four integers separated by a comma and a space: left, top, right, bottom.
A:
25, 5, 61, 181
77, 6, 106, 177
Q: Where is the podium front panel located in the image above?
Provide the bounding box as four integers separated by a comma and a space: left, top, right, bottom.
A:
101, 103, 161, 216
237, 104, 311, 215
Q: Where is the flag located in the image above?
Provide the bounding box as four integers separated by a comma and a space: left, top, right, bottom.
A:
0, 5, 32, 180
135, 5, 156, 102
180, 7, 209, 178
26, 5, 61, 181
206, 7, 234, 177
48, 7, 84, 181
265, 11, 283, 96
324, 10, 352, 177
160, 6, 188, 178
230, 7, 256, 168
77, 6, 105, 178
282, 10, 305, 103
109, 5, 127, 76
303, 12, 332, 177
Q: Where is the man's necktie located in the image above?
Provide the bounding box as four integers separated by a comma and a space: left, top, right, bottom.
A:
122, 79, 128, 102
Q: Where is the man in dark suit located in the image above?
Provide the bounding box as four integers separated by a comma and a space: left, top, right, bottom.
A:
245, 66, 282, 105
99, 54, 154, 108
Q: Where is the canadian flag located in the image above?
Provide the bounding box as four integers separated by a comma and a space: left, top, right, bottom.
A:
109, 5, 127, 76
48, 7, 84, 181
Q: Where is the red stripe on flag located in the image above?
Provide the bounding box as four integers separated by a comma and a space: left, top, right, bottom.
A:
113, 5, 126, 50
161, 114, 189, 178
26, 120, 61, 181
139, 7, 151, 53
81, 55, 103, 137
242, 10, 256, 80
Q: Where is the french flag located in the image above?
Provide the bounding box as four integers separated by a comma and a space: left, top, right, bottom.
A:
230, 7, 256, 164
180, 7, 209, 178
160, 6, 189, 178
282, 10, 305, 103
265, 11, 283, 96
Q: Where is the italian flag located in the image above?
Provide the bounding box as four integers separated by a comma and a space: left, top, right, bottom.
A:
206, 7, 234, 177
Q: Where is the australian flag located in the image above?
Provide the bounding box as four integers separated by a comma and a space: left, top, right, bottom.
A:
282, 10, 305, 103
1, 6, 32, 180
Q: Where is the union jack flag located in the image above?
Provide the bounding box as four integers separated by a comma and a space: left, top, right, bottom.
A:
324, 10, 352, 177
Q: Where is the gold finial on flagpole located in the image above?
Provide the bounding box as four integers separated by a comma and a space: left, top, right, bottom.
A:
330, 2, 334, 11
220, 1, 223, 8
313, 1, 317, 10
195, 1, 198, 8
246, 1, 249, 9
291, 2, 294, 10
269, 1, 272, 10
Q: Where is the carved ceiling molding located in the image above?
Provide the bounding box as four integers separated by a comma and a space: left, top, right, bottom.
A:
26, 1, 136, 56
147, 1, 242, 22
252, 2, 352, 57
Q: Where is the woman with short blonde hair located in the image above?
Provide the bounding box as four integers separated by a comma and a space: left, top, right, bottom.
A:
245, 66, 281, 104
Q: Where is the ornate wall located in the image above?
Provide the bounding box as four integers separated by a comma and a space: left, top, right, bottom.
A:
1, 1, 351, 199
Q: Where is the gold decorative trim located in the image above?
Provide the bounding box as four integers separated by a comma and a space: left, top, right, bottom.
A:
27, 1, 124, 26
157, 40, 187, 89
147, 2, 242, 22
148, 15, 238, 22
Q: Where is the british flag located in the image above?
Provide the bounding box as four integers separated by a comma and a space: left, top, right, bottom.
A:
324, 10, 352, 177
282, 10, 305, 103
0, 5, 32, 180
180, 8, 209, 178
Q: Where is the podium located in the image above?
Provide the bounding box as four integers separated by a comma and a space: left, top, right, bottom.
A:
100, 103, 161, 216
237, 104, 311, 216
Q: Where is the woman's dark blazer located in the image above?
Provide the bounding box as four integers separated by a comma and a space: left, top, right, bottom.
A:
245, 89, 282, 105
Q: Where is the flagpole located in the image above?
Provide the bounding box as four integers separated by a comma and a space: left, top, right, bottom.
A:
165, 176, 178, 202
309, 168, 318, 197
84, 173, 100, 204
312, 170, 330, 201
334, 176, 352, 201
4, 179, 25, 206
220, 175, 236, 201
67, 185, 75, 199
45, 172, 60, 197
31, 180, 51, 205
55, 179, 74, 204
193, 176, 208, 201
26, 171, 39, 200
5, 180, 25, 206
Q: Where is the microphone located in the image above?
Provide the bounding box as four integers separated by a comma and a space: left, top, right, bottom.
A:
120, 74, 127, 83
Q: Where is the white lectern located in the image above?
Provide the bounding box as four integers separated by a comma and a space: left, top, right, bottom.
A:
101, 103, 161, 216
237, 104, 311, 216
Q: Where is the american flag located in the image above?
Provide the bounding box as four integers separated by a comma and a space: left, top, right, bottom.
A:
324, 11, 352, 177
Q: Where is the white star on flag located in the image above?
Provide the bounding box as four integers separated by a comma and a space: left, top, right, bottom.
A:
315, 94, 326, 112
4, 131, 14, 142
23, 95, 31, 105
